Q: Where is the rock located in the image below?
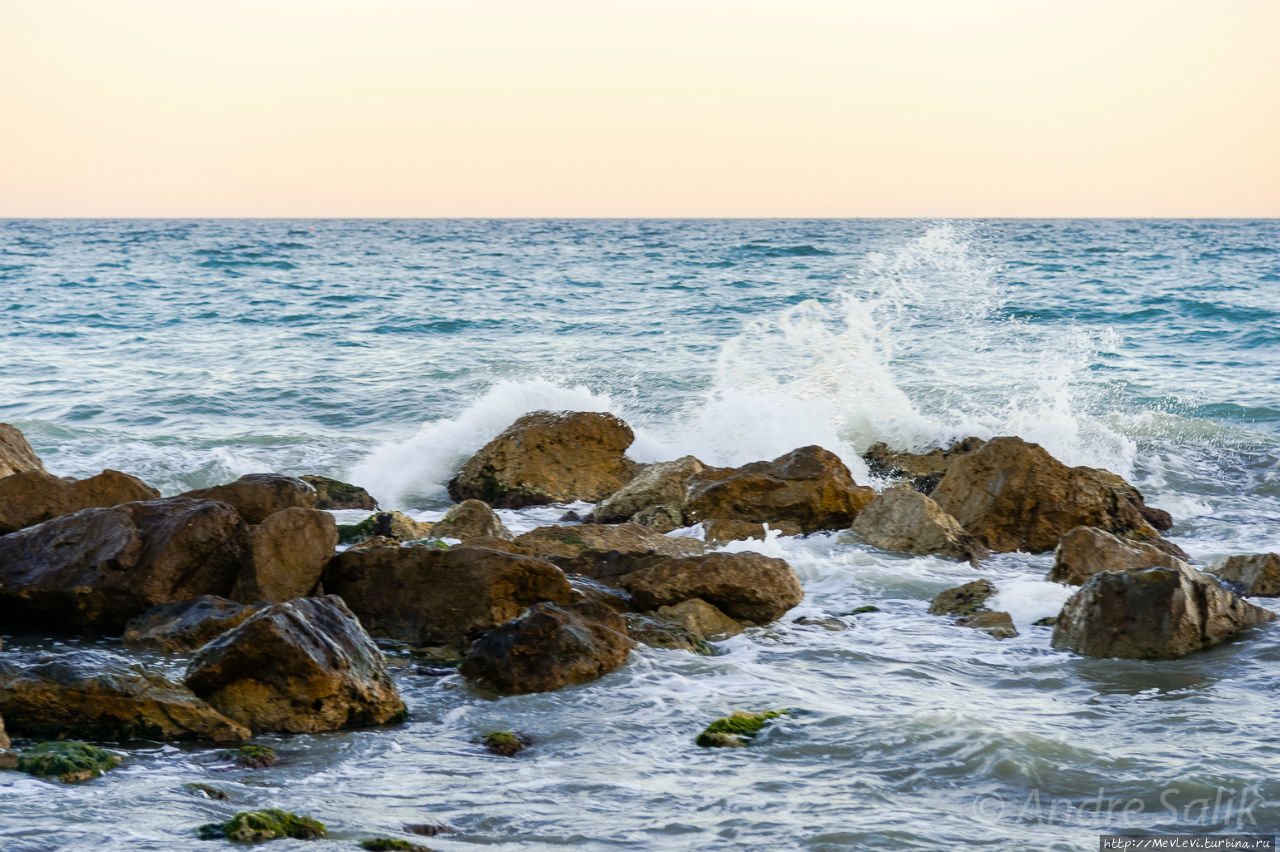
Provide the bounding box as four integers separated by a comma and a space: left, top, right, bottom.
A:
851, 487, 987, 562
931, 437, 1170, 554
124, 596, 264, 652
0, 423, 44, 478
590, 455, 706, 523
0, 497, 249, 632
0, 650, 249, 742
685, 445, 875, 534
199, 810, 327, 842
623, 612, 715, 654
447, 410, 639, 508
793, 615, 847, 631
482, 730, 528, 756
361, 838, 430, 851
230, 507, 338, 603
1212, 553, 1280, 596
404, 823, 456, 838
184, 596, 406, 734
956, 610, 1018, 639
430, 499, 512, 541
1049, 526, 1188, 586
0, 711, 7, 749
338, 511, 435, 544
1094, 470, 1174, 532
1052, 563, 1276, 659
325, 544, 574, 648
928, 580, 997, 617
629, 504, 686, 533
460, 600, 631, 694
300, 474, 378, 510
347, 535, 401, 550
654, 598, 743, 640
17, 741, 121, 783
224, 744, 279, 768
862, 437, 986, 493
701, 518, 803, 545
180, 473, 316, 524
184, 782, 230, 800
514, 523, 705, 579
0, 468, 160, 534
695, 711, 785, 748
619, 552, 804, 623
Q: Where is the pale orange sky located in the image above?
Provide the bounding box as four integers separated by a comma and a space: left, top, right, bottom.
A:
2, 0, 1278, 217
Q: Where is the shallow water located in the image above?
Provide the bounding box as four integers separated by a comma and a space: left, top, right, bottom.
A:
2, 219, 1279, 850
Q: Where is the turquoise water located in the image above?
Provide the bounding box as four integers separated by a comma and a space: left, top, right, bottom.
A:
1, 219, 1279, 849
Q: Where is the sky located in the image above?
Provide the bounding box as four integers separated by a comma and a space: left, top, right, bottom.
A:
2, 0, 1278, 217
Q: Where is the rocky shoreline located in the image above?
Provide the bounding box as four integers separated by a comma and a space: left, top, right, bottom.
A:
1, 412, 1276, 844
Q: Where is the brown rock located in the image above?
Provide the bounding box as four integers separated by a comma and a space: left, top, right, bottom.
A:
447, 410, 638, 508
851, 488, 987, 562
619, 551, 804, 623
184, 596, 406, 734
180, 473, 317, 524
0, 649, 249, 742
431, 499, 512, 542
685, 445, 875, 534
654, 598, 743, 640
629, 504, 686, 533
590, 455, 705, 523
701, 519, 804, 545
928, 579, 997, 617
1049, 526, 1187, 586
0, 711, 8, 750
623, 612, 715, 654
956, 610, 1018, 639
230, 508, 338, 603
0, 469, 159, 534
347, 535, 402, 550
124, 596, 264, 653
931, 437, 1168, 554
460, 600, 631, 694
1212, 553, 1280, 597
0, 423, 44, 478
299, 475, 378, 510
862, 437, 986, 493
338, 510, 434, 544
323, 544, 574, 647
1052, 563, 1275, 659
514, 523, 705, 580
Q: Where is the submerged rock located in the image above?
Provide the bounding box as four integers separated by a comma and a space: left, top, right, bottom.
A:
223, 743, 279, 768
460, 600, 631, 694
851, 487, 987, 562
862, 437, 986, 493
619, 552, 804, 624
0, 422, 44, 478
230, 507, 338, 603
1212, 553, 1280, 597
685, 445, 875, 534
0, 649, 249, 742
654, 598, 743, 640
184, 596, 406, 734
1049, 526, 1187, 586
360, 838, 430, 852
300, 474, 378, 510
180, 473, 317, 525
199, 809, 327, 842
928, 579, 1017, 638
695, 710, 785, 748
124, 596, 263, 652
448, 410, 639, 508
701, 519, 803, 545
1052, 563, 1276, 659
590, 455, 706, 523
0, 468, 160, 534
482, 730, 528, 756
623, 612, 715, 654
430, 499, 512, 542
17, 740, 121, 783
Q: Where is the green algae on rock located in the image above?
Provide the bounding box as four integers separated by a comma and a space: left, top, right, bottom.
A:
18, 741, 121, 783
482, 730, 528, 756
695, 710, 786, 748
222, 744, 279, 768
183, 781, 231, 800
198, 809, 326, 842
360, 838, 432, 851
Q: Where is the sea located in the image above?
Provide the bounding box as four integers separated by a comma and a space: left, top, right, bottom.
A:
1, 218, 1278, 850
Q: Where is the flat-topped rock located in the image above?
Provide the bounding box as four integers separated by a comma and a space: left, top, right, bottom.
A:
180, 473, 316, 524
1049, 526, 1187, 586
852, 487, 986, 562
0, 468, 159, 534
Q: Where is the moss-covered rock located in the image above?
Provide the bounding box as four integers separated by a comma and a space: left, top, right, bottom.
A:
17, 741, 121, 783
360, 838, 431, 851
199, 809, 327, 842
695, 711, 785, 748
482, 730, 528, 756
222, 744, 279, 768
184, 781, 230, 800
300, 475, 378, 511
841, 605, 881, 615
338, 512, 433, 545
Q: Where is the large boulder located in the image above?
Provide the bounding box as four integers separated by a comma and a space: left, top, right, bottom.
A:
589, 455, 706, 524
0, 423, 43, 478
701, 519, 803, 545
684, 446, 875, 534
184, 596, 406, 734
299, 474, 378, 510
447, 411, 639, 508
230, 507, 338, 603
618, 552, 804, 623
931, 437, 1170, 554
0, 469, 160, 534
180, 473, 316, 524
514, 523, 704, 578
323, 545, 574, 648
460, 600, 631, 694
1212, 553, 1280, 597
1049, 526, 1187, 586
0, 650, 249, 742
430, 499, 512, 542
1051, 563, 1276, 659
337, 510, 434, 544
851, 488, 987, 562
862, 437, 986, 493
0, 498, 249, 632
123, 596, 264, 653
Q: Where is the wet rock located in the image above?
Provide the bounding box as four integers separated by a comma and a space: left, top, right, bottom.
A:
623, 612, 715, 654
325, 544, 574, 647
184, 782, 230, 800
792, 615, 847, 631
430, 499, 512, 542
619, 552, 804, 624
629, 504, 686, 533
448, 410, 639, 509
300, 474, 378, 510
1212, 553, 1280, 597
685, 445, 875, 534
347, 535, 402, 550
695, 711, 785, 748
184, 596, 406, 734
931, 437, 1169, 554
199, 809, 327, 842
841, 605, 881, 616
123, 596, 264, 652
481, 730, 528, 756
701, 518, 804, 545
0, 422, 44, 478
17, 741, 121, 783
404, 823, 456, 838
862, 437, 986, 493
361, 838, 430, 851
223, 743, 279, 768
851, 487, 987, 562
0, 650, 249, 742
230, 507, 338, 603
338, 511, 434, 544
1049, 525, 1187, 586
460, 600, 631, 694
514, 522, 704, 579
590, 455, 706, 523
1052, 563, 1276, 659
928, 579, 997, 617
654, 598, 743, 640
0, 711, 7, 749
0, 498, 249, 632
0, 468, 160, 534
956, 610, 1018, 639
180, 473, 316, 525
